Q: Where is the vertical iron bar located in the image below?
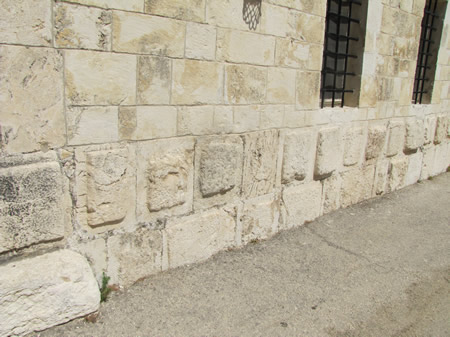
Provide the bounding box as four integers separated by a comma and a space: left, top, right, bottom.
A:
341, 2, 353, 107
331, 0, 343, 107
321, 0, 332, 108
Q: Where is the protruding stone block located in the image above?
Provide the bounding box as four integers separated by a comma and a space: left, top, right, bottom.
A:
185, 23, 216, 60
242, 130, 279, 198
137, 56, 171, 105
321, 174, 342, 214
420, 146, 435, 181
224, 64, 266, 104
343, 126, 366, 166
267, 67, 297, 104
405, 151, 423, 186
366, 124, 387, 160
315, 127, 341, 179
165, 208, 236, 268
340, 165, 375, 208
432, 144, 449, 176
434, 116, 448, 144
386, 121, 405, 157
388, 156, 408, 192
405, 119, 425, 152
373, 159, 390, 196
145, 0, 205, 22
423, 116, 437, 145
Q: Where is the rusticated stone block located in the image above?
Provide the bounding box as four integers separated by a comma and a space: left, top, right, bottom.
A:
0, 153, 67, 253
405, 151, 423, 186
178, 106, 214, 136
194, 136, 243, 209
314, 127, 341, 179
267, 67, 297, 104
185, 23, 216, 60
340, 165, 375, 208
242, 130, 279, 198
281, 129, 315, 184
420, 146, 435, 181
386, 121, 405, 157
108, 228, 162, 286
137, 56, 171, 105
434, 116, 448, 144
405, 119, 424, 152
366, 124, 387, 160
233, 106, 261, 133
423, 116, 437, 145
321, 174, 342, 214
343, 126, 366, 166
432, 144, 449, 176
145, 0, 205, 22
373, 159, 390, 196
388, 156, 408, 192
224, 64, 266, 104
165, 208, 236, 268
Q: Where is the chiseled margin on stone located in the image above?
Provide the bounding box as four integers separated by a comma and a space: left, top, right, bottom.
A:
405, 118, 425, 153
165, 208, 236, 269
107, 228, 163, 287
0, 250, 99, 337
296, 71, 321, 110
242, 130, 279, 199
194, 135, 244, 210
321, 174, 342, 215
178, 106, 214, 136
267, 67, 297, 104
405, 151, 424, 186
145, 0, 206, 22
434, 115, 448, 144
388, 156, 408, 192
136, 138, 195, 222
137, 56, 171, 105
59, 0, 143, 11
314, 127, 342, 180
365, 122, 387, 160
386, 120, 406, 157
224, 64, 267, 104
343, 125, 367, 166
340, 165, 376, 208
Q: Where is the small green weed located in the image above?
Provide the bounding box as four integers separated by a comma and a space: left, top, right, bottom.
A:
100, 272, 112, 303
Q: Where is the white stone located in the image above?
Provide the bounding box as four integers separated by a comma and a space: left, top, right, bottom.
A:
373, 159, 390, 196
366, 124, 387, 160
135, 106, 177, 140
281, 129, 315, 183
185, 23, 216, 60
343, 126, 366, 166
340, 165, 375, 208
178, 106, 215, 136
388, 156, 408, 192
321, 174, 342, 214
224, 64, 267, 104
260, 105, 285, 129
315, 127, 342, 179
432, 144, 449, 176
75, 238, 107, 285
434, 116, 448, 144
405, 119, 425, 152
137, 56, 171, 105
424, 116, 437, 145
405, 151, 424, 186
420, 146, 435, 181
260, 3, 289, 37
386, 120, 406, 157
233, 106, 261, 133
267, 67, 297, 104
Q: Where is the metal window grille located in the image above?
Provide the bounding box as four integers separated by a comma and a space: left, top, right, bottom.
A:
412, 0, 439, 104
321, 0, 362, 108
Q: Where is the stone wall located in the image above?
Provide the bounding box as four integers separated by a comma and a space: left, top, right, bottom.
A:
1, 0, 449, 335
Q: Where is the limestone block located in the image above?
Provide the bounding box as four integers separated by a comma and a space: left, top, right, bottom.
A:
412, 0, 427, 16
260, 3, 289, 37
423, 116, 437, 145
281, 181, 322, 229
178, 106, 214, 136
343, 127, 366, 166
321, 174, 342, 214
340, 165, 375, 208
118, 107, 137, 140
284, 109, 306, 128
405, 119, 425, 152
217, 29, 275, 66
0, 46, 65, 153
0, 250, 99, 337
108, 228, 162, 286
296, 71, 321, 110
137, 56, 171, 104
224, 64, 266, 104
242, 130, 279, 198
267, 67, 297, 104
366, 124, 387, 160
136, 138, 194, 220
54, 3, 111, 50
0, 0, 51, 46
434, 116, 448, 144
0, 153, 67, 253
240, 194, 280, 245
165, 208, 236, 268
206, 0, 256, 31
213, 106, 234, 134
388, 156, 408, 192
260, 105, 285, 129
172, 59, 223, 104
59, 0, 143, 11
405, 151, 424, 186
67, 106, 119, 145
420, 146, 435, 180
233, 106, 261, 133
275, 38, 323, 70
65, 49, 136, 105
281, 129, 315, 184
112, 11, 185, 57
75, 238, 107, 285
373, 159, 390, 196
432, 144, 449, 175
315, 127, 342, 179
386, 120, 405, 157
134, 106, 177, 140
185, 23, 216, 60
145, 0, 205, 22
267, 0, 326, 16
288, 11, 325, 44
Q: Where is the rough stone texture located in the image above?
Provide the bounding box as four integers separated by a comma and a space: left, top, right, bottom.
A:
373, 159, 390, 196
434, 116, 448, 144
366, 124, 387, 160
268, 0, 326, 16
108, 228, 163, 286
432, 144, 449, 176
178, 106, 214, 136
75, 238, 107, 285
423, 116, 437, 145
281, 129, 315, 184
242, 130, 279, 198
288, 11, 325, 44
172, 59, 223, 104
315, 127, 342, 179
54, 3, 112, 50
388, 156, 408, 192
118, 107, 137, 141
0, 153, 67, 253
194, 136, 243, 209
112, 11, 185, 57
275, 39, 322, 70
420, 146, 435, 181
165, 208, 236, 268
224, 65, 266, 104
59, 0, 143, 11
145, 0, 205, 21
343, 126, 366, 166
321, 174, 342, 214
185, 23, 216, 60
296, 71, 321, 110
386, 121, 406, 157
0, 0, 52, 46
206, 0, 256, 31
267, 67, 297, 104
340, 165, 375, 208
260, 105, 285, 130
0, 45, 65, 153
240, 194, 280, 245
135, 106, 177, 140
281, 181, 322, 229
137, 56, 171, 105
0, 250, 99, 337
233, 106, 261, 133
405, 119, 425, 152
260, 3, 289, 37
405, 151, 424, 186
65, 50, 136, 106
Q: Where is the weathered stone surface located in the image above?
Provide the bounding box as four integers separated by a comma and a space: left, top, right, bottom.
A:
0, 0, 52, 46
321, 174, 342, 214
224, 64, 266, 104
343, 126, 366, 166
268, 0, 326, 16
423, 116, 437, 145
373, 159, 390, 196
405, 151, 423, 186
267, 67, 297, 104
112, 11, 185, 56
185, 23, 216, 60
388, 156, 408, 192
206, 0, 255, 31
340, 165, 375, 208
75, 238, 107, 285
260, 105, 285, 129
65, 50, 136, 105
288, 11, 325, 44
296, 71, 321, 110
420, 146, 435, 181
135, 106, 177, 140
145, 0, 205, 21
217, 29, 275, 66
54, 3, 111, 50
172, 59, 223, 104
165, 208, 236, 268
260, 3, 289, 37
108, 228, 162, 286
0, 154, 66, 253
315, 127, 342, 179
136, 138, 194, 220
178, 106, 214, 136
233, 106, 261, 133
0, 45, 65, 153
119, 107, 137, 141
281, 181, 322, 229
432, 144, 449, 176
213, 106, 234, 134
434, 116, 448, 144
281, 129, 315, 184
59, 0, 143, 11
137, 56, 171, 104
386, 120, 406, 157
194, 136, 243, 209
0, 250, 99, 337
241, 194, 280, 244
405, 119, 425, 151
366, 124, 387, 160
242, 130, 279, 198
275, 38, 323, 70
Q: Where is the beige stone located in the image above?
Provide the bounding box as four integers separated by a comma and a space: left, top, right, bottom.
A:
387, 120, 406, 157
315, 127, 342, 179
233, 106, 261, 133
423, 116, 437, 145
0, 250, 99, 337
434, 116, 448, 144
145, 0, 205, 21
0, 0, 52, 46
185, 23, 216, 60
135, 106, 177, 140
54, 3, 111, 50
343, 127, 366, 166
59, 0, 143, 11
321, 174, 342, 214
366, 124, 387, 160
206, 0, 259, 31
405, 151, 423, 186
373, 159, 390, 196
288, 11, 325, 44
340, 165, 376, 208
296, 71, 321, 110
284, 109, 306, 128
242, 130, 279, 198
178, 106, 214, 136
267, 67, 297, 104
420, 146, 435, 180
260, 105, 285, 129
119, 107, 137, 140
225, 65, 267, 104
172, 59, 224, 104
388, 156, 408, 192
405, 118, 425, 152
112, 11, 185, 57
75, 238, 107, 285
281, 129, 315, 183
65, 49, 136, 105
260, 3, 289, 37
165, 208, 236, 268
267, 0, 326, 16
213, 106, 234, 134
108, 228, 163, 286
275, 38, 323, 70
137, 56, 171, 105
432, 144, 449, 175
0, 46, 65, 153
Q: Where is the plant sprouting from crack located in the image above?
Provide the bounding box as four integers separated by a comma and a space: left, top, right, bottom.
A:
100, 272, 112, 303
